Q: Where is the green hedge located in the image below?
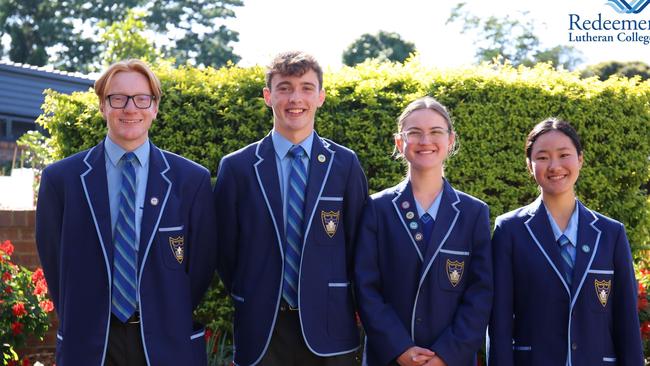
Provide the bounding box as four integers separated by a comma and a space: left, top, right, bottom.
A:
38, 60, 650, 251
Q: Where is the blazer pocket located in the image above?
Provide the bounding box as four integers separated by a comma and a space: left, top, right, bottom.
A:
158, 225, 186, 270
438, 249, 470, 292
314, 197, 345, 244
587, 269, 614, 312
327, 282, 357, 340
513, 345, 532, 365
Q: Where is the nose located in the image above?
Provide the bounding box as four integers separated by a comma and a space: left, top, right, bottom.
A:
123, 97, 138, 111
289, 90, 301, 103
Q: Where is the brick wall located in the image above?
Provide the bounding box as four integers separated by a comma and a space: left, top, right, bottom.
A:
0, 210, 57, 357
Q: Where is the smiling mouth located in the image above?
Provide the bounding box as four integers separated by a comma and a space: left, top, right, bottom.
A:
120, 119, 142, 124
548, 174, 568, 181
287, 108, 306, 115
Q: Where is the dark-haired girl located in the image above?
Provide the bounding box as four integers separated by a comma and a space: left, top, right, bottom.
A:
354, 97, 492, 366
488, 118, 644, 366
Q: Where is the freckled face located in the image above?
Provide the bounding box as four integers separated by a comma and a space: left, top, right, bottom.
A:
527, 130, 583, 198
100, 71, 158, 151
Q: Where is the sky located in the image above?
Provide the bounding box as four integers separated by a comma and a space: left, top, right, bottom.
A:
224, 0, 649, 70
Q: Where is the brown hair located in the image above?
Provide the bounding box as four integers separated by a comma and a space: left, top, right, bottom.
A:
395, 96, 458, 157
94, 59, 162, 104
265, 51, 323, 90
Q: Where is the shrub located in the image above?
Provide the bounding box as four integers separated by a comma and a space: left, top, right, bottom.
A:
0, 240, 53, 364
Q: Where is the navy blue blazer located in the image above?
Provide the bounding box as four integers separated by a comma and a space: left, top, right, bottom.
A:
488, 198, 643, 366
354, 179, 493, 366
36, 141, 217, 366
213, 132, 368, 365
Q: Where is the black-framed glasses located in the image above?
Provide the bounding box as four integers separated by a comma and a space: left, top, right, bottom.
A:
106, 94, 155, 109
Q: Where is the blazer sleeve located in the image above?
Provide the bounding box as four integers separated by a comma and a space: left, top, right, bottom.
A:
612, 223, 644, 366
432, 203, 493, 366
354, 199, 415, 365
35, 168, 63, 311
343, 153, 368, 276
487, 218, 515, 366
212, 157, 237, 293
187, 169, 218, 309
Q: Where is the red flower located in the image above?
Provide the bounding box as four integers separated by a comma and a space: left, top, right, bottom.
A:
5, 286, 13, 294
12, 302, 27, 317
641, 321, 650, 340
33, 278, 48, 296
639, 296, 648, 311
205, 328, 213, 339
39, 299, 54, 312
11, 321, 23, 335
2, 271, 11, 282
32, 268, 45, 283
0, 240, 14, 256
21, 358, 29, 366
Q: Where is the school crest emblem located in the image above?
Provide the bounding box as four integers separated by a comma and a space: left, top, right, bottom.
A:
594, 279, 611, 307
446, 259, 464, 287
169, 236, 184, 264
321, 211, 340, 238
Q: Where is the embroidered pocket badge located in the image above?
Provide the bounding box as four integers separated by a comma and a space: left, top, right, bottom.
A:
446, 259, 465, 287
321, 211, 340, 238
594, 279, 611, 307
169, 236, 184, 264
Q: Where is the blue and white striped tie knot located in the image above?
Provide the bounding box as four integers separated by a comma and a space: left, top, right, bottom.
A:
558, 234, 574, 288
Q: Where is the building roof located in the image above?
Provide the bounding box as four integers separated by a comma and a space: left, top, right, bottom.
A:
0, 60, 96, 120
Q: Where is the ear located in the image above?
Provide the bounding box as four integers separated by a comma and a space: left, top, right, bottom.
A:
317, 88, 326, 107
447, 131, 456, 154
99, 101, 108, 120
151, 100, 159, 120
395, 133, 405, 155
263, 87, 272, 107
526, 158, 533, 174
577, 152, 584, 169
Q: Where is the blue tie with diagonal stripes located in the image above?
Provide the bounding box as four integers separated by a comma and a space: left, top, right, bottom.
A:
283, 145, 307, 309
112, 152, 138, 322
558, 234, 574, 288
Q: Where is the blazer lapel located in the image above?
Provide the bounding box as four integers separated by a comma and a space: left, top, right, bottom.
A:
390, 180, 424, 261
138, 144, 171, 267
254, 134, 286, 253
421, 180, 460, 276
524, 198, 572, 295
80, 142, 113, 264
302, 135, 334, 244
570, 201, 600, 298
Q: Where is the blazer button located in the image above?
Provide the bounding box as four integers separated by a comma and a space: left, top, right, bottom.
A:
571, 343, 577, 351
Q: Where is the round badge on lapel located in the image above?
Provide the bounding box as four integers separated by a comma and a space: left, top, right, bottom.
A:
401, 201, 410, 209
415, 232, 423, 241
406, 211, 415, 220
582, 245, 590, 253
409, 222, 418, 230
318, 154, 326, 163
150, 197, 159, 206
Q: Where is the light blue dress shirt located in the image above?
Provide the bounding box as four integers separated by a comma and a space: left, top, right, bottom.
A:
547, 200, 579, 263
105, 137, 150, 256
414, 188, 443, 221
271, 130, 313, 233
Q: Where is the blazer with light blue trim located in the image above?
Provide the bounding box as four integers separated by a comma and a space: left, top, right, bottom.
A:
36, 140, 217, 366
354, 179, 493, 366
488, 198, 643, 366
213, 132, 368, 366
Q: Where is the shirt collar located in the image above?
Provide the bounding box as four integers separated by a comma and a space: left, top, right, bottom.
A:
271, 129, 314, 159
414, 189, 443, 220
546, 200, 579, 247
104, 136, 150, 167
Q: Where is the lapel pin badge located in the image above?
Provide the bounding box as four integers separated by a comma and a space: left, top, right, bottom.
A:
401, 201, 410, 209
414, 232, 423, 241
582, 245, 590, 253
150, 197, 159, 206
406, 211, 415, 220
409, 221, 419, 230
317, 154, 326, 163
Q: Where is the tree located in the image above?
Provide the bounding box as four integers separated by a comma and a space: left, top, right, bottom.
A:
342, 31, 416, 66
581, 61, 650, 81
0, 0, 242, 72
447, 2, 582, 70
99, 10, 161, 67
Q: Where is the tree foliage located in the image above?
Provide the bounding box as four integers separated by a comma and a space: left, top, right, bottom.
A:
447, 2, 582, 70
581, 61, 650, 81
0, 0, 242, 72
342, 30, 416, 66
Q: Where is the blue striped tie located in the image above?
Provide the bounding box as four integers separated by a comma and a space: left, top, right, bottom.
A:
558, 234, 574, 288
112, 152, 138, 322
283, 145, 307, 309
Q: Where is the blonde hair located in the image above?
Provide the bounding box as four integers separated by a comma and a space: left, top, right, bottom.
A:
94, 59, 162, 104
